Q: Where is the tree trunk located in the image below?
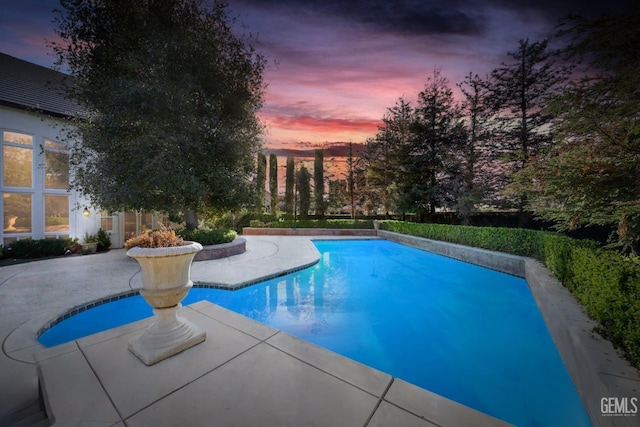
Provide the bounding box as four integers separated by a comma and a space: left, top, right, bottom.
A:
184, 209, 199, 230
517, 195, 529, 228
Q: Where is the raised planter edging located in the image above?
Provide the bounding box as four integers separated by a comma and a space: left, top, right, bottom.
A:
242, 227, 377, 236
377, 229, 526, 277
193, 237, 246, 262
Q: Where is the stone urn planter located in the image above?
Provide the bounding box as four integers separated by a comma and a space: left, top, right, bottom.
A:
126, 241, 205, 365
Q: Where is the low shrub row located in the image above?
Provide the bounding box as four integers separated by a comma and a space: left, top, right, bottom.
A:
175, 227, 237, 246
381, 220, 640, 368
3, 237, 76, 259
260, 219, 374, 229
209, 213, 278, 232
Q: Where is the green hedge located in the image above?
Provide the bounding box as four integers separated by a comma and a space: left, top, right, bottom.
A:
175, 227, 237, 245
5, 237, 76, 259
381, 221, 640, 368
209, 213, 279, 232
262, 219, 374, 229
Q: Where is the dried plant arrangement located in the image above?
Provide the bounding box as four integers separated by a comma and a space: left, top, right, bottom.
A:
124, 226, 184, 249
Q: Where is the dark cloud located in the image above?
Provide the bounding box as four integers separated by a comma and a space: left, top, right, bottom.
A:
238, 0, 487, 36
490, 0, 636, 19
237, 0, 635, 37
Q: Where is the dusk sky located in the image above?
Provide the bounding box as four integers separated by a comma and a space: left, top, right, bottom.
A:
0, 0, 634, 156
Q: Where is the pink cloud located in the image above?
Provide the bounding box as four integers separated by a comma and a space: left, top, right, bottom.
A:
265, 114, 380, 133
2, 0, 570, 155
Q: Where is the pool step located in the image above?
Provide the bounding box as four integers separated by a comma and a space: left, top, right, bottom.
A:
0, 400, 49, 427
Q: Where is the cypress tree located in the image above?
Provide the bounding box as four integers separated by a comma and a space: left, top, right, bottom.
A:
268, 153, 278, 213
255, 152, 266, 212
284, 155, 295, 214
314, 149, 324, 217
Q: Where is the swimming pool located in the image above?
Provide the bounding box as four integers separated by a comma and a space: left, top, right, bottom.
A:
39, 239, 591, 426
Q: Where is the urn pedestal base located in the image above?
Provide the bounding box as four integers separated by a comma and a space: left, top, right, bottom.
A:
128, 303, 206, 366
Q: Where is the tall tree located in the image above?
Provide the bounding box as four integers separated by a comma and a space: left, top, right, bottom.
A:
511, 7, 640, 254
410, 68, 463, 216
268, 153, 278, 213
296, 165, 311, 219
327, 179, 344, 214
284, 155, 295, 215
52, 0, 265, 229
255, 152, 266, 212
362, 98, 414, 215
488, 38, 569, 223
455, 73, 493, 222
313, 149, 325, 217
346, 143, 356, 218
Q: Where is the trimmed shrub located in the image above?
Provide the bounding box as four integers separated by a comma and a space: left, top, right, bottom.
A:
208, 212, 278, 232
96, 228, 111, 252
381, 220, 640, 368
175, 227, 237, 246
6, 237, 76, 259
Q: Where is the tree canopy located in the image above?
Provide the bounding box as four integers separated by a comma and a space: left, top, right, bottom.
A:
511, 6, 640, 253
488, 38, 570, 222
52, 0, 266, 228
360, 70, 465, 218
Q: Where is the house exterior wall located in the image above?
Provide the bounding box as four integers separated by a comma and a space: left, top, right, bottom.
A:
0, 105, 100, 247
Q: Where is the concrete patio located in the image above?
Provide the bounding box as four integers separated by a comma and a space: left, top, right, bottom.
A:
1, 234, 638, 426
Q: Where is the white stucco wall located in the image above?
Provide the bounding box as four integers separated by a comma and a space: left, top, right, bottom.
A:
0, 105, 100, 246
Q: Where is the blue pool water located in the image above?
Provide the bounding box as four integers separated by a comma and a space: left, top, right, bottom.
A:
39, 240, 591, 426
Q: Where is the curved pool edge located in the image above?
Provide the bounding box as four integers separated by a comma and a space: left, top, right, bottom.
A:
37, 300, 515, 427
4, 232, 639, 426
3, 235, 324, 363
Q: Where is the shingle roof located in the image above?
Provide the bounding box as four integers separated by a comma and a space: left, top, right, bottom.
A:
0, 52, 79, 118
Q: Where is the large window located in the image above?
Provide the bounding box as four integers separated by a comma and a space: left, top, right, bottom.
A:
44, 139, 69, 190
3, 193, 31, 233
2, 131, 71, 242
2, 132, 34, 239
45, 194, 70, 233
3, 131, 33, 188
43, 138, 70, 236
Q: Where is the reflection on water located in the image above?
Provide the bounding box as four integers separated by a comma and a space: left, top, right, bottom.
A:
42, 239, 590, 427
185, 239, 591, 427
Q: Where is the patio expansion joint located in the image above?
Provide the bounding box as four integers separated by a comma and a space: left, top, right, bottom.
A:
121, 339, 265, 423
0, 268, 26, 288
78, 344, 125, 424
127, 265, 141, 291
195, 306, 280, 343
1, 326, 36, 364
366, 377, 452, 427
362, 377, 394, 427
263, 331, 385, 401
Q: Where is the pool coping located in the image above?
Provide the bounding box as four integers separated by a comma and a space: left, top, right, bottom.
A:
36, 300, 514, 427
378, 230, 640, 426
2, 232, 638, 426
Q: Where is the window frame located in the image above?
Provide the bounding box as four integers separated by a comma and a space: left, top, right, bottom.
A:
2, 130, 34, 189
